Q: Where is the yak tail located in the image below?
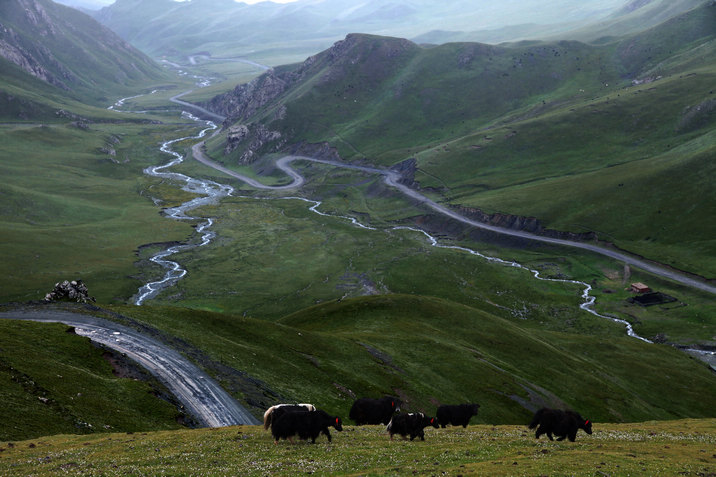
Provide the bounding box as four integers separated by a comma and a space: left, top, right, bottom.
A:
263, 405, 278, 430
528, 409, 544, 429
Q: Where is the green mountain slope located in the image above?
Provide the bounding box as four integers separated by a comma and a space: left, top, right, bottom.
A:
414, 0, 705, 45
0, 0, 169, 113
567, 0, 708, 43
201, 2, 716, 278
113, 295, 716, 426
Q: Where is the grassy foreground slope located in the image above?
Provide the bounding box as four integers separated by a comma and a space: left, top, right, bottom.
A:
0, 419, 713, 476
112, 294, 716, 426
2, 294, 714, 444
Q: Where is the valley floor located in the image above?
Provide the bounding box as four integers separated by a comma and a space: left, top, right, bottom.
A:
1, 419, 713, 476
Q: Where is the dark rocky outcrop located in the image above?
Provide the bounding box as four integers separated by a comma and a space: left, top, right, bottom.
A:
44, 280, 95, 303
224, 123, 285, 163
391, 158, 418, 188
204, 70, 290, 125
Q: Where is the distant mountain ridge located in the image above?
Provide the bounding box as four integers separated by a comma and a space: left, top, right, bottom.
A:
413, 0, 707, 45
205, 2, 715, 159
93, 0, 632, 61
0, 0, 167, 109
91, 0, 711, 64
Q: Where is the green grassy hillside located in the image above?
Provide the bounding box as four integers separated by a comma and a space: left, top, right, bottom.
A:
0, 117, 202, 303
203, 3, 716, 279
109, 295, 716, 426
0, 419, 713, 476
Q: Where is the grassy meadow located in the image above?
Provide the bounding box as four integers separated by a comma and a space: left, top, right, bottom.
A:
100, 294, 716, 427
0, 419, 713, 476
151, 151, 716, 346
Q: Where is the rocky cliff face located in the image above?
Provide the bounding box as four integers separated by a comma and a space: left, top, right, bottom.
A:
204, 70, 290, 124
0, 1, 77, 89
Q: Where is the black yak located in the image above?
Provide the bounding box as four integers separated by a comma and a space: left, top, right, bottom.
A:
436, 403, 480, 428
271, 409, 343, 444
528, 408, 593, 442
349, 396, 402, 425
386, 412, 439, 441
263, 403, 315, 430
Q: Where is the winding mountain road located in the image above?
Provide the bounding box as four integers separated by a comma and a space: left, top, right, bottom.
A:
190, 140, 716, 296
0, 310, 259, 427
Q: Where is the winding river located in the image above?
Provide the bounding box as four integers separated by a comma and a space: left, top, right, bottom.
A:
106, 75, 716, 384
134, 113, 233, 305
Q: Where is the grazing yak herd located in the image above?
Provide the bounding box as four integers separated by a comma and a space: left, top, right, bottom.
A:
263, 398, 592, 445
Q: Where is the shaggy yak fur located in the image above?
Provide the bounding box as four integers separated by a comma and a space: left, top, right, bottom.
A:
271, 409, 343, 444
436, 403, 480, 428
386, 412, 439, 441
263, 403, 315, 430
528, 408, 593, 442
349, 396, 402, 425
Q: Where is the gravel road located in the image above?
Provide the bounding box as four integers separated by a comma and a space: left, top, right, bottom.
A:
0, 310, 259, 427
